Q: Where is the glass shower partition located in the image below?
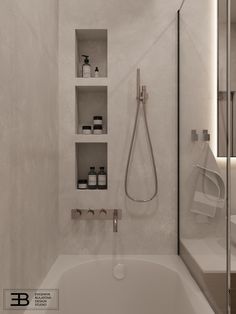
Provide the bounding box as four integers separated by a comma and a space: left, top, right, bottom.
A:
178, 0, 230, 313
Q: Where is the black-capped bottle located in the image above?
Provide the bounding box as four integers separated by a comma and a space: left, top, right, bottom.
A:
97, 167, 107, 189
88, 166, 97, 189
82, 55, 91, 78
94, 66, 99, 78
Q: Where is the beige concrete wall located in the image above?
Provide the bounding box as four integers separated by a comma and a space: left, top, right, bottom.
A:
0, 0, 59, 309
58, 0, 181, 254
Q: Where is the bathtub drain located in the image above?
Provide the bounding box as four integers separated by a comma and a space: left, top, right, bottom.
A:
113, 263, 125, 280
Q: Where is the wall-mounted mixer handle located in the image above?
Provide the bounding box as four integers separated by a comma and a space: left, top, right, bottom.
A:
87, 209, 95, 216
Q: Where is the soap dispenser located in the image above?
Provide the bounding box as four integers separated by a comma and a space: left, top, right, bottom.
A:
82, 55, 91, 78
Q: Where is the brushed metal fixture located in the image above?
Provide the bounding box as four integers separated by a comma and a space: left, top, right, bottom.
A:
113, 209, 118, 233
99, 209, 107, 216
87, 209, 95, 216
203, 129, 210, 141
218, 90, 234, 101
125, 68, 158, 202
71, 208, 122, 222
138, 85, 148, 104
191, 130, 199, 142
71, 209, 82, 219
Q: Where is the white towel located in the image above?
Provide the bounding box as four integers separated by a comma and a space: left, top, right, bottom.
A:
191, 144, 225, 219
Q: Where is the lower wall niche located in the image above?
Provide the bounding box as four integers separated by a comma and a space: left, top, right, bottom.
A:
75, 142, 107, 189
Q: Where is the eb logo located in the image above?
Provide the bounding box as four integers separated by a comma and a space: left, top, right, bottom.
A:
3, 289, 59, 310
10, 292, 30, 307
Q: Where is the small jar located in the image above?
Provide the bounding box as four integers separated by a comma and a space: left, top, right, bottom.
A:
82, 125, 92, 135
77, 179, 88, 189
93, 116, 103, 125
93, 125, 103, 135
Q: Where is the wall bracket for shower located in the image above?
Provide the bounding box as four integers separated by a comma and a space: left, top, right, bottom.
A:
71, 208, 122, 220
191, 130, 199, 142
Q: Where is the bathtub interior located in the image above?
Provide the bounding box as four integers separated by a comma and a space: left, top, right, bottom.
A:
39, 256, 213, 314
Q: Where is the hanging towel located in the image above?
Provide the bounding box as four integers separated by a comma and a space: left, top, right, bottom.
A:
191, 143, 225, 218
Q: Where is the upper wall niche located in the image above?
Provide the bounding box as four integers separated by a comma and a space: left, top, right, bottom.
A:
75, 29, 108, 78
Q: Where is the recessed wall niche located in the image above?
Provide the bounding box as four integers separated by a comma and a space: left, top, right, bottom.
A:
76, 86, 107, 134
75, 143, 107, 189
76, 29, 107, 78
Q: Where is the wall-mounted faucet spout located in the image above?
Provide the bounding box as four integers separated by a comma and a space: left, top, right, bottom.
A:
113, 209, 118, 232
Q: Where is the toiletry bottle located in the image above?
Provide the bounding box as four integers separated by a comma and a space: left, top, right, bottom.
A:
88, 166, 97, 189
98, 167, 107, 189
82, 55, 91, 78
95, 67, 99, 78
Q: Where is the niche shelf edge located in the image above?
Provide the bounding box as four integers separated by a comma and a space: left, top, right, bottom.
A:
74, 134, 109, 143
75, 78, 108, 86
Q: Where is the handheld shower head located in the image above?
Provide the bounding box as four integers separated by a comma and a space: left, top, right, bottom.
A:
125, 69, 158, 203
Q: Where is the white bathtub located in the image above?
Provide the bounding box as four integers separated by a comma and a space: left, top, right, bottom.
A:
27, 255, 213, 314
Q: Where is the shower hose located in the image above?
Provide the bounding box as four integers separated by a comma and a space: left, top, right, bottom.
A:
125, 69, 158, 202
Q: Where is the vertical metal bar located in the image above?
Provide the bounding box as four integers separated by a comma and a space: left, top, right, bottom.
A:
217, 0, 220, 158
177, 10, 180, 255
136, 68, 140, 102
226, 0, 231, 312
231, 93, 234, 155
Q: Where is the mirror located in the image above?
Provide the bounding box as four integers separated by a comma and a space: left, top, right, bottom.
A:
218, 0, 236, 156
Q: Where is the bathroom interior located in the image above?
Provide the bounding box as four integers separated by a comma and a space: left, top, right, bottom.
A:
1, 0, 236, 313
